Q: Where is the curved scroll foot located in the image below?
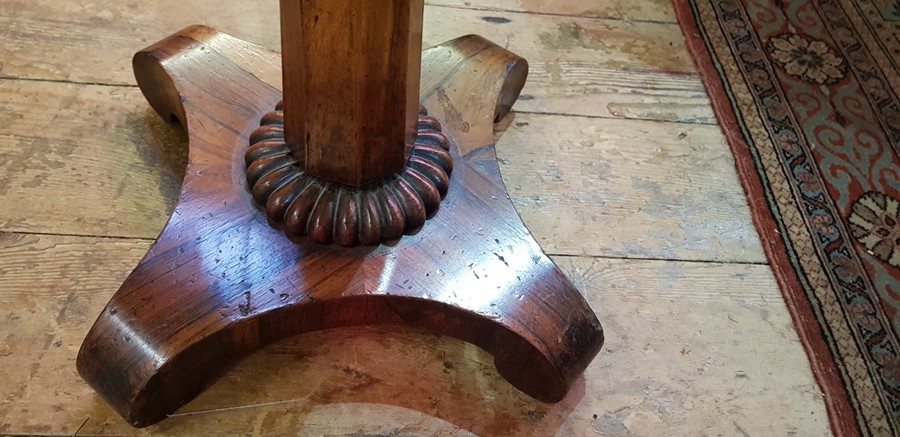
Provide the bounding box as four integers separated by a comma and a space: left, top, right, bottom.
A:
76, 26, 604, 428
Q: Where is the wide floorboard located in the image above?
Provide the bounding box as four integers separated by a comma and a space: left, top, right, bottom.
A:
0, 0, 830, 435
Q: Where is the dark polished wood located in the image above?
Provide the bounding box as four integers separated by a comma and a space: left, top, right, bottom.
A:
262, 0, 448, 246
280, 0, 424, 186
246, 103, 453, 246
77, 26, 604, 428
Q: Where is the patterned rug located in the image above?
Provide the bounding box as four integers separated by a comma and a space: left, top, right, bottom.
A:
673, 1, 900, 435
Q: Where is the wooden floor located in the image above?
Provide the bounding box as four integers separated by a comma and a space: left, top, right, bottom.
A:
0, 0, 833, 435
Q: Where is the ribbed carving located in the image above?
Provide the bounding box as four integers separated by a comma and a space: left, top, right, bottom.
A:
245, 102, 453, 246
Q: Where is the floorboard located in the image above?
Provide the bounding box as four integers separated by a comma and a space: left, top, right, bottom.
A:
0, 2, 709, 123
0, 0, 831, 435
0, 234, 827, 436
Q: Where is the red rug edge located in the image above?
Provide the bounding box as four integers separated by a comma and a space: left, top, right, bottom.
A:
670, 1, 861, 436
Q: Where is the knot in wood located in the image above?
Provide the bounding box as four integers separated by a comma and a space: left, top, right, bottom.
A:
245, 103, 453, 246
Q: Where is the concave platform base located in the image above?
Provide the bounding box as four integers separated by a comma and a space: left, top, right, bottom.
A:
76, 26, 604, 428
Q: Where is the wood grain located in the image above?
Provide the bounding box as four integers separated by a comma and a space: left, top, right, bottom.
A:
0, 232, 829, 436
76, 28, 603, 426
0, 80, 186, 239
0, 80, 754, 262
0, 1, 712, 124
0, 0, 833, 434
498, 113, 765, 263
279, 0, 423, 185
245, 105, 456, 246
428, 0, 677, 22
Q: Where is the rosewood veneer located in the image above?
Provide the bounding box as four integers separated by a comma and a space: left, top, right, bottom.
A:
77, 0, 604, 427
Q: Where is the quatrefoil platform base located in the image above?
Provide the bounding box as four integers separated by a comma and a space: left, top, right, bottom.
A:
76, 26, 604, 428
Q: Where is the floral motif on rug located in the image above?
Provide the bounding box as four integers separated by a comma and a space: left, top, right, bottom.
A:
674, 0, 900, 436
849, 192, 900, 267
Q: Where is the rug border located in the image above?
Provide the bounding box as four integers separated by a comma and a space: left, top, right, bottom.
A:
670, 1, 862, 436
